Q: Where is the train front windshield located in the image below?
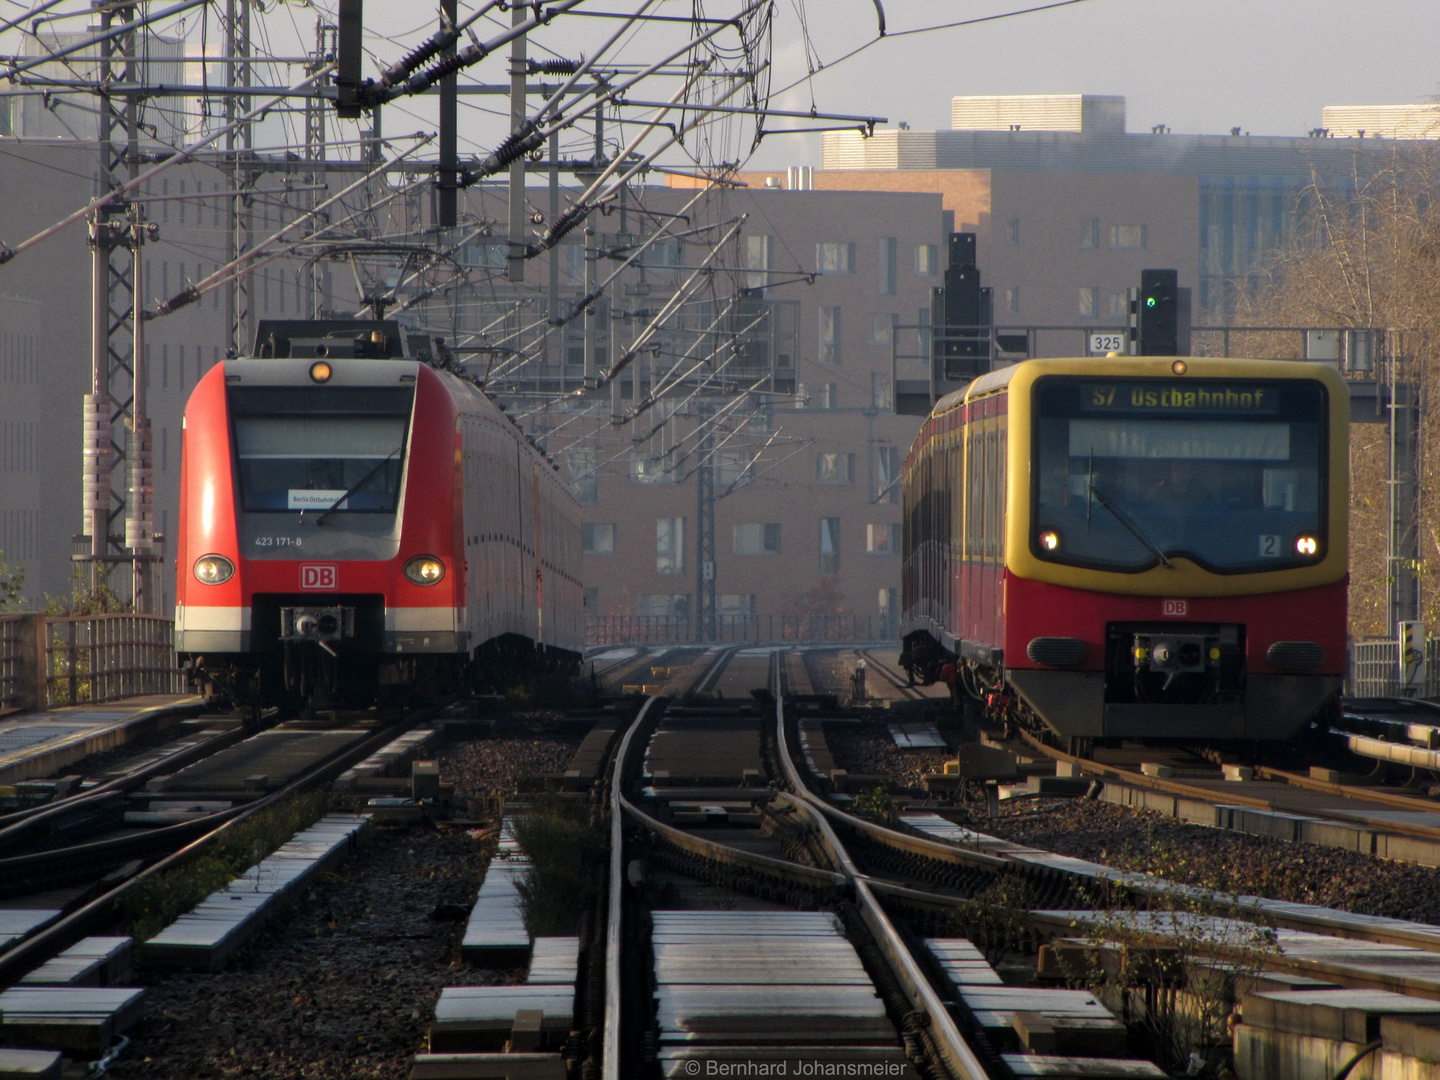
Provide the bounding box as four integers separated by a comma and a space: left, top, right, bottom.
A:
1032, 377, 1327, 573
229, 386, 414, 514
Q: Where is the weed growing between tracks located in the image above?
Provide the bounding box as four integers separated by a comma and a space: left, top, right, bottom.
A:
1058, 874, 1281, 1078
851, 785, 899, 826
513, 794, 605, 936
122, 792, 332, 940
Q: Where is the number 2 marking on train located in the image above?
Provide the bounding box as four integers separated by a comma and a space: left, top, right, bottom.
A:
1258, 534, 1281, 557
1090, 387, 1115, 406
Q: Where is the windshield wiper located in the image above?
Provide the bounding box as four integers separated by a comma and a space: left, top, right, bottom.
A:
315, 445, 403, 526
1088, 484, 1173, 569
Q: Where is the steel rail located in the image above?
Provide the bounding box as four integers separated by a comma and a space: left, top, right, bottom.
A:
771, 693, 994, 1080
0, 710, 241, 855
1015, 728, 1440, 850
602, 693, 663, 1079
0, 706, 438, 987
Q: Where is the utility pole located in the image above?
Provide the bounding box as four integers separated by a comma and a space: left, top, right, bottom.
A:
305, 18, 335, 317
81, 1, 150, 606
225, 0, 253, 353
695, 401, 716, 642
1387, 347, 1422, 630
548, 128, 560, 370
506, 2, 526, 282
437, 0, 458, 228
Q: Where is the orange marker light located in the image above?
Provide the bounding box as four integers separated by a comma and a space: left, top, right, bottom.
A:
1039, 530, 1060, 551
1171, 359, 1188, 375
309, 360, 333, 383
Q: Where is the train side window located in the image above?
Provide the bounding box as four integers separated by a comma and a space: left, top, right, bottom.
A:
997, 422, 1008, 555
987, 430, 1001, 559
967, 429, 983, 558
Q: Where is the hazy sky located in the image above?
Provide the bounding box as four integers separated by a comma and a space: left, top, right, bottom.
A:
748, 0, 1440, 167
7, 1, 1436, 173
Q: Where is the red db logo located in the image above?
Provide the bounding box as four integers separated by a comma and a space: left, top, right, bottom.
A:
1162, 598, 1188, 618
301, 564, 337, 590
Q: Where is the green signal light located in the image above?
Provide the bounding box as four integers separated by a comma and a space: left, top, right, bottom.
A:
1145, 297, 1157, 308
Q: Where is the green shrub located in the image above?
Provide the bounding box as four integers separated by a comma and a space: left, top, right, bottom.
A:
122, 792, 334, 940
512, 797, 606, 936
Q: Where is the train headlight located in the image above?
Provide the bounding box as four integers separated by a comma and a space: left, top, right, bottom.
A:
1295, 535, 1319, 557
309, 360, 333, 383
1038, 530, 1060, 552
193, 554, 235, 585
403, 555, 445, 585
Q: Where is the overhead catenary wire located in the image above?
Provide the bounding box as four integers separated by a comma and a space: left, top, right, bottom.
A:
0, 62, 335, 265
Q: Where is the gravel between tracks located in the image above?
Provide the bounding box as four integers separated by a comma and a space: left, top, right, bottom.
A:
983, 798, 1440, 925
110, 724, 584, 1080
824, 723, 952, 792
828, 723, 1440, 924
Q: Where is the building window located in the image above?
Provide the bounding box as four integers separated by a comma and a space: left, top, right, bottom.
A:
718, 594, 756, 618
584, 587, 599, 611
1080, 218, 1099, 249
1077, 287, 1099, 318
1110, 224, 1147, 250
568, 449, 599, 504
820, 517, 840, 575
917, 307, 931, 360
562, 243, 585, 281
1108, 291, 1130, 319
656, 517, 685, 575
875, 445, 900, 503
871, 374, 893, 412
915, 244, 939, 276
817, 452, 855, 485
878, 586, 898, 634
1006, 218, 1020, 244
1004, 287, 1020, 315
746, 234, 774, 294
795, 382, 809, 409
867, 312, 898, 345
816, 242, 856, 274
631, 452, 672, 484
717, 452, 753, 487
639, 594, 689, 619
877, 237, 897, 295
817, 382, 839, 409
819, 306, 841, 365
866, 523, 901, 554
582, 522, 615, 555
733, 523, 781, 555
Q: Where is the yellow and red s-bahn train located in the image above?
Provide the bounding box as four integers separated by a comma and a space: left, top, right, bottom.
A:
899, 356, 1349, 742
173, 320, 583, 712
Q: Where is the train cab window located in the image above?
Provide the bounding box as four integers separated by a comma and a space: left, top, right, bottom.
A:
1031, 377, 1326, 573
229, 386, 414, 514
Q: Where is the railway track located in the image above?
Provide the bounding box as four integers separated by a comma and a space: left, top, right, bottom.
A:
23, 653, 1440, 1077
589, 652, 1440, 1078
598, 649, 1157, 1079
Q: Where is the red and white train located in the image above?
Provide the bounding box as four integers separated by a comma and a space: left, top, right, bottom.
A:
174, 320, 583, 711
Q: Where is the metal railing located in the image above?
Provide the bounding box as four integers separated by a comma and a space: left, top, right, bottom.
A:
585, 614, 896, 647
0, 616, 28, 713
1347, 637, 1440, 699
0, 613, 181, 711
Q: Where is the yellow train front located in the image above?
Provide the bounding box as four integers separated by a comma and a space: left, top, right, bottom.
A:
900, 356, 1349, 742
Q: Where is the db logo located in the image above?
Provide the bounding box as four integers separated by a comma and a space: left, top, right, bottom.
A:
301, 564, 337, 590
1162, 598, 1188, 618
